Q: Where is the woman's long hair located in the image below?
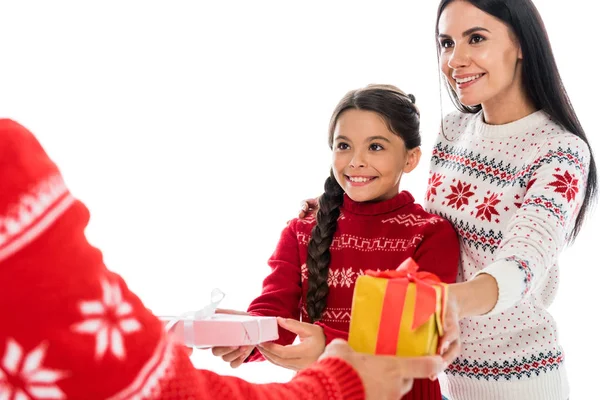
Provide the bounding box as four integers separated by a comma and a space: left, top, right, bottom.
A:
436, 0, 597, 242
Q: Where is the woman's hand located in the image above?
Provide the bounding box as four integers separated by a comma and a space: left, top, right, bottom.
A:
437, 289, 461, 368
438, 273, 500, 368
298, 198, 319, 219
257, 318, 326, 371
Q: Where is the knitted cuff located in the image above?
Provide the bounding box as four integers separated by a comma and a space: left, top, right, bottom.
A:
306, 357, 365, 400
473, 258, 527, 315
315, 322, 349, 345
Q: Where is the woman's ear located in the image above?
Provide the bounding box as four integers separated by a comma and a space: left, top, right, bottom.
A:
403, 147, 422, 173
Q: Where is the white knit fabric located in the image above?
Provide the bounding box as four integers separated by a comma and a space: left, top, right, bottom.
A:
425, 110, 590, 400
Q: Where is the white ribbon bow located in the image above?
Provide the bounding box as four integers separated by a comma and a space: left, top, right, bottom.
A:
165, 288, 226, 347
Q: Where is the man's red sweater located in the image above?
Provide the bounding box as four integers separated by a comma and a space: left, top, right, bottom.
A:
0, 119, 365, 400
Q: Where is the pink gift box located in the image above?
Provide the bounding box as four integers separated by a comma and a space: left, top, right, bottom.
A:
160, 314, 279, 348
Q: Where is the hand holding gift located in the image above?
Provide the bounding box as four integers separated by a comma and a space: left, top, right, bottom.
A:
348, 257, 447, 357
210, 308, 255, 368
257, 317, 326, 371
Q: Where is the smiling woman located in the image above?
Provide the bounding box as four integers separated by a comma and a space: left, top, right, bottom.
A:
437, 1, 535, 124
426, 1, 598, 399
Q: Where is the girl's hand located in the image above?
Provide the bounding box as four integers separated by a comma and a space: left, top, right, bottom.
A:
212, 345, 256, 368
211, 308, 254, 368
257, 318, 326, 371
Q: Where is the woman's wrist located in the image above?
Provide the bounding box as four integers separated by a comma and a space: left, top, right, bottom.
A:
449, 273, 499, 319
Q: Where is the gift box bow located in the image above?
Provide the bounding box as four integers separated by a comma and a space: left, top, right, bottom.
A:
365, 257, 445, 333
164, 288, 226, 346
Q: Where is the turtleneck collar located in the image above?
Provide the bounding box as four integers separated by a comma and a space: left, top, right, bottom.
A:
341, 191, 415, 216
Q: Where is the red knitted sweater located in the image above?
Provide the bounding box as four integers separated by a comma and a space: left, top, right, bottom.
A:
0, 119, 365, 400
247, 191, 460, 400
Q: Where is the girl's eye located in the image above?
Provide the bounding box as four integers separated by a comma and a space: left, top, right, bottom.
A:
336, 142, 350, 150
470, 34, 485, 44
369, 143, 384, 151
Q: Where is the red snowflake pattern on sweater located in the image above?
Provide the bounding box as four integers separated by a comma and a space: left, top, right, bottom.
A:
547, 170, 579, 202
445, 181, 475, 209
426, 173, 444, 201
425, 110, 590, 399
475, 193, 501, 222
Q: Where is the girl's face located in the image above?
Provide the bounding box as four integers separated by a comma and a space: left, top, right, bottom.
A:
437, 0, 523, 110
331, 109, 420, 203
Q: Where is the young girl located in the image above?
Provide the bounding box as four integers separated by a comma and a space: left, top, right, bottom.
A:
215, 84, 460, 400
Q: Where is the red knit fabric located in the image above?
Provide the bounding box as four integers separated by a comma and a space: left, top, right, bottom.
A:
247, 190, 461, 400
0, 119, 365, 400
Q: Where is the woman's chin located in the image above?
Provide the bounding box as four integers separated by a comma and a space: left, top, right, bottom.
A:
458, 97, 481, 108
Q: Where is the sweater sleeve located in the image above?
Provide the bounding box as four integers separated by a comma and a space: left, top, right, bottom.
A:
245, 220, 304, 360
187, 352, 365, 400
474, 135, 590, 314
314, 323, 349, 345
412, 217, 460, 284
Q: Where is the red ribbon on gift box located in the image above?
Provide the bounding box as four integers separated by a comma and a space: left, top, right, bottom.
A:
365, 257, 443, 355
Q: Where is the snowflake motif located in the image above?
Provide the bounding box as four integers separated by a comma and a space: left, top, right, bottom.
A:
547, 170, 579, 202
475, 193, 501, 222
327, 268, 355, 288
0, 339, 66, 400
72, 279, 141, 360
445, 181, 475, 209
426, 173, 444, 201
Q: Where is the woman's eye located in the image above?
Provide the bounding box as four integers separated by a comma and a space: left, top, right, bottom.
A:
369, 143, 384, 151
336, 142, 349, 150
470, 34, 485, 44
440, 39, 454, 49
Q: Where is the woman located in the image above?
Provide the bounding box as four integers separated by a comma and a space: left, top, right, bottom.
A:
299, 1, 595, 399
430, 1, 595, 399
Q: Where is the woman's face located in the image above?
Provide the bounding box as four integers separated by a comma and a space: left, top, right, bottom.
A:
437, 0, 523, 110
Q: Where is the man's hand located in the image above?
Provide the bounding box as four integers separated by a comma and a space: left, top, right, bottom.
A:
320, 339, 445, 400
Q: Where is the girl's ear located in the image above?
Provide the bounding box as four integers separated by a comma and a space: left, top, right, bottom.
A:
403, 147, 422, 173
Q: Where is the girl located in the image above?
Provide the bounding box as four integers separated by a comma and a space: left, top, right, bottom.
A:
215, 84, 461, 400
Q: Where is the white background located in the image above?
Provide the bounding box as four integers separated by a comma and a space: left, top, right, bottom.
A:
1, 1, 597, 398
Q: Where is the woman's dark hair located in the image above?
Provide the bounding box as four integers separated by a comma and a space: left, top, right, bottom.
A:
436, 0, 597, 242
305, 84, 421, 322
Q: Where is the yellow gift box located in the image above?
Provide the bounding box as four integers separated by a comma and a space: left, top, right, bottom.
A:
348, 257, 447, 356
